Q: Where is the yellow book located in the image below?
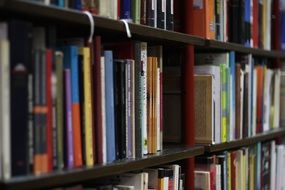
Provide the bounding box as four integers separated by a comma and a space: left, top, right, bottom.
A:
80, 47, 94, 166
249, 155, 255, 190
227, 152, 231, 190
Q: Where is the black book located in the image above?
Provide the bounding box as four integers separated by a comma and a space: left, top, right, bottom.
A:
238, 0, 245, 44
215, 0, 221, 40
157, 0, 164, 29
166, 0, 173, 30
114, 60, 126, 159
147, 0, 155, 27
9, 20, 33, 176
228, 0, 239, 43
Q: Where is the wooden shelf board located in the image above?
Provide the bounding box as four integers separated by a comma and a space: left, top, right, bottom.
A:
0, 145, 204, 190
204, 127, 285, 153
0, 0, 205, 46
205, 40, 285, 58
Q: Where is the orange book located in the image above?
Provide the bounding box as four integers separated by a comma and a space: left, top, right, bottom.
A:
192, 0, 215, 39
72, 104, 83, 167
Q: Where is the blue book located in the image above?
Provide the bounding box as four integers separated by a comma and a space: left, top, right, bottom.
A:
121, 0, 132, 21
61, 46, 80, 104
74, 0, 82, 10
244, 0, 251, 47
281, 4, 285, 51
229, 52, 235, 140
104, 50, 116, 162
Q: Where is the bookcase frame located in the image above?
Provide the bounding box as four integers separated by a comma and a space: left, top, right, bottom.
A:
1, 0, 285, 189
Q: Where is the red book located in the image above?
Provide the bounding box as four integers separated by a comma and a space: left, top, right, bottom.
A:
253, 0, 259, 48
46, 49, 53, 172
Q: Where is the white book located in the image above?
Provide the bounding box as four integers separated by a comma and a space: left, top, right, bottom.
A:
270, 141, 276, 190
100, 56, 107, 163
240, 70, 244, 138
163, 176, 169, 190
44, 0, 50, 5
194, 65, 221, 144
263, 68, 273, 132
273, 70, 281, 128
140, 42, 148, 155
172, 165, 180, 190
0, 22, 10, 180
143, 172, 148, 190
252, 68, 257, 136
215, 164, 221, 190
157, 68, 161, 151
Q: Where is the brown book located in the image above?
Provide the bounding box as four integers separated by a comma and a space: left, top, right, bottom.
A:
194, 75, 213, 144
235, 64, 241, 139
152, 57, 158, 154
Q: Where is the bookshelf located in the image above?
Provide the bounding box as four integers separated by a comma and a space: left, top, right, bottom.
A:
1, 0, 285, 190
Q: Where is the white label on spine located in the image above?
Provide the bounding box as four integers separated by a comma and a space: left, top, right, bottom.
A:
171, 0, 173, 14
152, 0, 155, 10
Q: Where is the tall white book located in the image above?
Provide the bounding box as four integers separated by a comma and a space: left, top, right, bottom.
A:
0, 22, 10, 179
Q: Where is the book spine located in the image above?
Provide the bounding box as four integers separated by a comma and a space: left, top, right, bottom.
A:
141, 43, 148, 155
121, 0, 132, 21
10, 20, 32, 176
81, 47, 94, 166
157, 0, 164, 28
126, 60, 133, 158
141, 0, 147, 25
0, 22, 11, 179
220, 64, 227, 142
152, 57, 158, 153
55, 51, 64, 169
46, 49, 53, 171
166, 0, 173, 30
93, 36, 103, 164
132, 0, 141, 24
100, 56, 107, 163
104, 50, 116, 162
64, 69, 74, 168
70, 46, 83, 167
130, 60, 136, 158
147, 57, 153, 154
147, 0, 156, 27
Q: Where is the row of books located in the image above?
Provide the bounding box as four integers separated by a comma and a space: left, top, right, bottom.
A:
194, 53, 281, 144
194, 139, 285, 190
32, 0, 174, 30
0, 20, 163, 179
51, 164, 184, 190
192, 0, 275, 50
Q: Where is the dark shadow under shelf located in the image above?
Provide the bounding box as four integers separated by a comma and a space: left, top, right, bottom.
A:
0, 145, 204, 190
